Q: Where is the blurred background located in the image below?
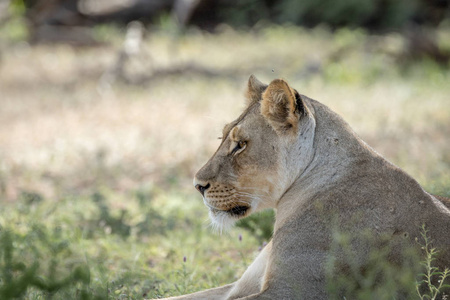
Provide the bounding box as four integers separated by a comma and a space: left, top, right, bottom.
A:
0, 0, 449, 298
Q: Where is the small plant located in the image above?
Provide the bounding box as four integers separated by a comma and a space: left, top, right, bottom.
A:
325, 227, 419, 299
416, 225, 450, 300
237, 234, 249, 268
236, 210, 274, 243
173, 256, 191, 295
91, 192, 131, 238
0, 227, 96, 299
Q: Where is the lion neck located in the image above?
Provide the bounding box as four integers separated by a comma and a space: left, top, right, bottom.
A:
274, 99, 376, 231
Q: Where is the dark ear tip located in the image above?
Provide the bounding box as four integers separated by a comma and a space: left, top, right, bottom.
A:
248, 75, 267, 89
248, 74, 259, 85
245, 75, 268, 104
248, 75, 255, 85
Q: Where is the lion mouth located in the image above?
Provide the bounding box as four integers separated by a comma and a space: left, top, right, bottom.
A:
205, 200, 250, 217
226, 205, 250, 216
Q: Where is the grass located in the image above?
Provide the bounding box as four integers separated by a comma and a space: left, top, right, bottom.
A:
0, 23, 449, 298
416, 226, 450, 300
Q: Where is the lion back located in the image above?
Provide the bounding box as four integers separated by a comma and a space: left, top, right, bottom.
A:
433, 194, 450, 210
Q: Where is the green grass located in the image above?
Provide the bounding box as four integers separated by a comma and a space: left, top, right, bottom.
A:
0, 187, 260, 299
0, 24, 449, 298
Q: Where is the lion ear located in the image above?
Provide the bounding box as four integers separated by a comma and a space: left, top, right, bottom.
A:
245, 75, 268, 105
261, 79, 306, 134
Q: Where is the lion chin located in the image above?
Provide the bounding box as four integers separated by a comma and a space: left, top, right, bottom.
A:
205, 200, 251, 232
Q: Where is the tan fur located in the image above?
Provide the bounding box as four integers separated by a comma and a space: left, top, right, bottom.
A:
160, 76, 450, 300
261, 79, 300, 134
434, 194, 450, 209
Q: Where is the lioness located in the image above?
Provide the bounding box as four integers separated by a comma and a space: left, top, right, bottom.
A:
163, 76, 450, 299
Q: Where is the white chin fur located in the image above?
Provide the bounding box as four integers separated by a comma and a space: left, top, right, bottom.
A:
208, 209, 237, 234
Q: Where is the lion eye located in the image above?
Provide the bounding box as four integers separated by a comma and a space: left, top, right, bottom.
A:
231, 141, 247, 155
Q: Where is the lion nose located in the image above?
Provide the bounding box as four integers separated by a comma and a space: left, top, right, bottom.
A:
195, 183, 210, 196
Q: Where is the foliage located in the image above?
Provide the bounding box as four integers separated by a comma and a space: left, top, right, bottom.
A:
325, 228, 420, 299
416, 225, 450, 300
0, 226, 95, 299
0, 0, 28, 42
325, 225, 450, 300
0, 183, 258, 299
9, 0, 26, 16
236, 210, 274, 243
275, 0, 417, 29
218, 0, 445, 30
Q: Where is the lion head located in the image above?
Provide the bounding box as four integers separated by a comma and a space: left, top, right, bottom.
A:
194, 76, 317, 231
